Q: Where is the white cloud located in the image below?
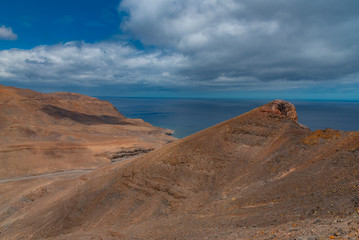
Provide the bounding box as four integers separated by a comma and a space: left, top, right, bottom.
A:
119, 0, 248, 50
119, 0, 282, 52
0, 41, 187, 86
0, 25, 18, 40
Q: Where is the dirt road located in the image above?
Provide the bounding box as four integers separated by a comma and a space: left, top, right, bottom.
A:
0, 169, 94, 184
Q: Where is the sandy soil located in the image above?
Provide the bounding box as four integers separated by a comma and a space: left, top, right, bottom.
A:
1, 100, 358, 239
0, 84, 176, 179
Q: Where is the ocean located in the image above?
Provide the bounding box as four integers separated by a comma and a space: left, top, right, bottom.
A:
99, 98, 359, 139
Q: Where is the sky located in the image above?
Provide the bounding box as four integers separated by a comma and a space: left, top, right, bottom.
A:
0, 0, 359, 100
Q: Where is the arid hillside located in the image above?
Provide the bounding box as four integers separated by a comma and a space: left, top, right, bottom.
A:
1, 99, 359, 239
0, 84, 176, 179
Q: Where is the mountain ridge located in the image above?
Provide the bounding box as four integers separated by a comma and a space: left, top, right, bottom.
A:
0, 84, 176, 179
1, 98, 358, 239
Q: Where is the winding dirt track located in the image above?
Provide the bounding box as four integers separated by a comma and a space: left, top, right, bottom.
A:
0, 169, 94, 184
0, 154, 145, 184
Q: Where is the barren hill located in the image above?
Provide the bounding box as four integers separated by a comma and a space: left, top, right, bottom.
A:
0, 84, 175, 179
1, 100, 359, 239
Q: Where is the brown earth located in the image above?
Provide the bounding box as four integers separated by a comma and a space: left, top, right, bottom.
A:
0, 84, 176, 179
1, 99, 359, 239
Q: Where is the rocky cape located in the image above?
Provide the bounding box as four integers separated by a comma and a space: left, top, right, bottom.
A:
1, 97, 359, 239
0, 84, 176, 179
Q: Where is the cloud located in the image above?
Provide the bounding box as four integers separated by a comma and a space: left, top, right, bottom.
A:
0, 25, 18, 40
1, 0, 359, 97
119, 0, 359, 83
0, 41, 187, 87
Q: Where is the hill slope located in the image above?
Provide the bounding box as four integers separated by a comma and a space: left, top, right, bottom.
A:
1, 100, 359, 239
0, 85, 175, 178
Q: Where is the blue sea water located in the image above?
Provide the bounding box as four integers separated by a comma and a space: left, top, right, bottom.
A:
99, 97, 359, 139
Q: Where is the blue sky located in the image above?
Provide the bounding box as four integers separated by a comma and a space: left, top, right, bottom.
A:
0, 0, 121, 49
1, 0, 359, 100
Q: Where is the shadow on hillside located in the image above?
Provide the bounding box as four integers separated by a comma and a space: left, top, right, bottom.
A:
41, 105, 131, 125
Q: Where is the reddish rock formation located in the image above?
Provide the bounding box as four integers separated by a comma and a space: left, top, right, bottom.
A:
1, 98, 358, 239
260, 99, 298, 121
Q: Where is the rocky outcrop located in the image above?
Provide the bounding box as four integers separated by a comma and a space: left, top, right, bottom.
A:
259, 99, 298, 121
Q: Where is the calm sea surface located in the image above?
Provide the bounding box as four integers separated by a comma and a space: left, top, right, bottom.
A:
99, 98, 359, 139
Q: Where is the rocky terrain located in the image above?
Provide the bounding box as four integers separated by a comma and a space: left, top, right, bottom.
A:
0, 84, 175, 179
1, 97, 359, 239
